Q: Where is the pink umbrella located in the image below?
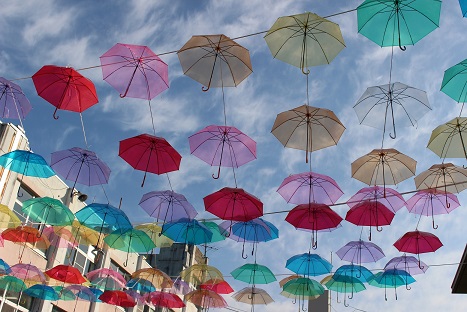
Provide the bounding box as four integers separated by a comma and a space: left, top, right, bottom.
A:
406, 189, 460, 229
188, 125, 256, 179
10, 263, 46, 284
346, 186, 406, 213
42, 227, 78, 248
86, 268, 127, 290
145, 291, 186, 309
277, 171, 343, 205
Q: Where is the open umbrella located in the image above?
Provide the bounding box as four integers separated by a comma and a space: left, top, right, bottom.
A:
346, 186, 406, 213
200, 280, 234, 294
357, 0, 441, 50
180, 264, 224, 288
21, 197, 75, 228
231, 263, 276, 285
32, 65, 98, 119
100, 43, 169, 99
460, 0, 467, 17
145, 291, 186, 309
2, 226, 50, 261
233, 286, 274, 309
324, 275, 366, 305
0, 77, 31, 128
104, 228, 156, 266
75, 203, 132, 235
54, 220, 101, 248
132, 268, 173, 290
65, 285, 98, 312
414, 163, 467, 194
178, 34, 252, 91
161, 218, 213, 245
384, 254, 428, 275
0, 259, 11, 275
427, 117, 467, 160
0, 204, 22, 229
334, 264, 375, 283
441, 58, 467, 103
336, 239, 385, 266
10, 263, 47, 286
134, 223, 174, 248
189, 125, 256, 179
0, 150, 55, 179
271, 105, 345, 163
23, 284, 59, 301
119, 133, 182, 187
354, 82, 430, 139
286, 252, 332, 277
369, 269, 415, 300
393, 230, 443, 267
139, 190, 197, 223
45, 264, 87, 284
345, 200, 395, 240
126, 278, 156, 293
99, 290, 136, 307
184, 289, 228, 309
281, 277, 323, 311
86, 268, 127, 290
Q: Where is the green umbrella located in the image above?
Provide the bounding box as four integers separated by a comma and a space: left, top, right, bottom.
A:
357, 0, 441, 50
0, 275, 27, 292
104, 228, 156, 266
324, 275, 366, 306
441, 59, 467, 103
231, 263, 276, 285
53, 286, 76, 301
282, 277, 325, 298
21, 197, 75, 227
201, 221, 227, 243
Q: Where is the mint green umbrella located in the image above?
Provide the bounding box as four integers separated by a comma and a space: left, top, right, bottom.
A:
231, 263, 276, 285
104, 228, 156, 266
357, 0, 441, 50
441, 59, 467, 103
324, 275, 366, 306
53, 286, 76, 301
201, 221, 227, 243
22, 197, 75, 227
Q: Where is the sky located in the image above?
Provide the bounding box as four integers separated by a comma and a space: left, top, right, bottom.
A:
1, 0, 467, 311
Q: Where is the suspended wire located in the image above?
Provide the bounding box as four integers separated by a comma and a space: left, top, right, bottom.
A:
79, 112, 89, 149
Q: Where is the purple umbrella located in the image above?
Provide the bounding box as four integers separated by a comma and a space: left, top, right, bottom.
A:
139, 190, 198, 223
277, 171, 343, 205
384, 254, 428, 275
0, 77, 32, 125
188, 125, 256, 179
171, 278, 193, 295
50, 147, 111, 192
336, 239, 385, 265
346, 186, 406, 213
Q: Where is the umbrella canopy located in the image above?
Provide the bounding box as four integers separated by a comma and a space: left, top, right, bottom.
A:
277, 171, 344, 205
104, 228, 156, 266
271, 105, 345, 163
23, 284, 59, 301
0, 77, 31, 121
369, 269, 416, 300
21, 197, 74, 227
264, 12, 345, 73
139, 190, 197, 223
43, 226, 78, 248
184, 289, 228, 309
2, 226, 51, 259
461, 0, 467, 17
45, 265, 87, 284
50, 147, 111, 190
200, 280, 234, 294
75, 203, 132, 235
324, 275, 366, 294
54, 220, 101, 247
200, 221, 227, 243
441, 58, 467, 103
0, 275, 27, 292
427, 117, 467, 160
233, 286, 274, 305
119, 133, 182, 187
334, 264, 375, 283
180, 264, 224, 287
0, 259, 11, 275
279, 274, 301, 288
52, 286, 76, 301
336, 239, 385, 265
131, 268, 173, 290
126, 278, 156, 293
357, 0, 441, 49
347, 186, 406, 213
231, 263, 276, 285
162, 218, 213, 245
32, 65, 98, 119
10, 263, 47, 285
204, 187, 263, 222
221, 218, 278, 243
282, 277, 325, 298
345, 200, 395, 240
134, 223, 174, 248
100, 43, 169, 99
145, 291, 186, 309
0, 204, 22, 229
286, 252, 332, 277
86, 268, 127, 290
65, 285, 98, 302
189, 125, 256, 179
0, 150, 55, 178
384, 255, 428, 275
393, 230, 443, 255
177, 34, 252, 91
354, 82, 430, 139
99, 290, 136, 307
414, 163, 467, 193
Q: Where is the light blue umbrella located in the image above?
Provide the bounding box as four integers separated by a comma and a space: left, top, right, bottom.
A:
126, 278, 155, 293
162, 218, 213, 245
369, 269, 416, 300
0, 259, 11, 275
23, 284, 59, 301
334, 264, 374, 283
286, 252, 332, 277
0, 150, 55, 178
460, 0, 467, 17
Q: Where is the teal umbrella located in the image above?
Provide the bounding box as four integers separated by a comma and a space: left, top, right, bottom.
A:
23, 284, 59, 301
357, 0, 441, 50
281, 277, 324, 311
53, 286, 76, 301
231, 263, 276, 285
0, 150, 55, 178
369, 269, 415, 300
201, 221, 227, 243
441, 59, 467, 103
324, 275, 366, 306
22, 197, 75, 227
0, 276, 27, 311
104, 228, 156, 266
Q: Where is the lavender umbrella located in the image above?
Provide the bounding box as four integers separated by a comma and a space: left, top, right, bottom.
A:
336, 239, 385, 265
139, 190, 197, 223
347, 186, 406, 213
384, 254, 428, 275
0, 77, 32, 126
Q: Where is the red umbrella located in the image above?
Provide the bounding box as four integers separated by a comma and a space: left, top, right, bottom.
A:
200, 279, 234, 294
119, 134, 182, 187
145, 291, 186, 309
393, 230, 443, 268
203, 187, 263, 221
1, 226, 50, 262
285, 203, 343, 249
32, 65, 98, 119
99, 290, 136, 307
45, 265, 87, 284
345, 200, 395, 240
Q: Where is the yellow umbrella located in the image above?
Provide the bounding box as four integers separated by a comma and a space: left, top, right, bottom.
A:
427, 117, 467, 160
131, 268, 173, 290
0, 204, 21, 229
54, 220, 101, 247
180, 264, 224, 287
414, 163, 467, 194
134, 223, 174, 248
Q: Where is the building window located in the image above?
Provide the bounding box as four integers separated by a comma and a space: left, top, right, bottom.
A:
12, 184, 38, 226
109, 259, 131, 281
51, 305, 67, 312
63, 242, 95, 275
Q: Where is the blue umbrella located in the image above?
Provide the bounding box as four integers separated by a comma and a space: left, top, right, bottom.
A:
369, 269, 415, 300
286, 252, 332, 277
460, 0, 467, 17
126, 278, 156, 293
75, 203, 132, 234
23, 284, 59, 301
334, 264, 374, 283
162, 218, 213, 245
0, 259, 11, 275
0, 150, 55, 178
85, 287, 103, 302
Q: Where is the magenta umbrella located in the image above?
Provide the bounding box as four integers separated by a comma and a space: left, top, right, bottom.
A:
188, 125, 256, 179
393, 230, 443, 268
277, 171, 343, 205
139, 190, 198, 223
10, 263, 47, 284
346, 186, 406, 213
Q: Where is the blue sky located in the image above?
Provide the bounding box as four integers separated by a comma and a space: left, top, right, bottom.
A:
1, 0, 467, 311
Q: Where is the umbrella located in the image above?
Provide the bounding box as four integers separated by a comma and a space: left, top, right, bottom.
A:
45, 264, 87, 284
32, 65, 99, 119
0, 259, 11, 275
145, 291, 186, 309
21, 196, 75, 227
177, 34, 252, 91
0, 77, 31, 125
23, 284, 59, 301
345, 200, 395, 240
9, 263, 47, 285
65, 285, 98, 312
104, 228, 156, 266
139, 190, 197, 223
414, 163, 467, 194
200, 280, 234, 294
336, 239, 385, 265
171, 278, 193, 295
75, 203, 132, 235
54, 220, 101, 248
393, 230, 443, 267
233, 286, 274, 307
2, 226, 50, 261
42, 226, 78, 249
441, 58, 467, 103
134, 223, 173, 248
384, 254, 428, 275
334, 264, 375, 283
131, 268, 173, 290
231, 263, 276, 285
264, 12, 345, 73
369, 269, 416, 300
461, 0, 467, 17
354, 82, 430, 139
279, 274, 301, 288
346, 186, 406, 213
126, 278, 156, 293
99, 290, 136, 307
427, 117, 467, 160
357, 0, 441, 50
180, 264, 224, 287
184, 289, 228, 309
281, 277, 323, 311
50, 147, 111, 191
406, 189, 460, 229
86, 268, 127, 290
200, 221, 227, 243
351, 148, 417, 193
324, 275, 366, 305
286, 252, 332, 277
0, 204, 22, 229
0, 150, 55, 179
0, 275, 26, 293
52, 285, 76, 301
100, 43, 169, 99
271, 105, 345, 163
119, 133, 182, 187
277, 171, 344, 205
204, 187, 263, 222
161, 218, 213, 245
188, 125, 256, 179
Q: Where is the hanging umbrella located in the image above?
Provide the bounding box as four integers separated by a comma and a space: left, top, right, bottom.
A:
180, 264, 224, 288
65, 285, 98, 312
171, 278, 193, 295
52, 285, 76, 301
334, 264, 375, 283
119, 133, 182, 187
279, 274, 301, 288
427, 117, 467, 160
460, 0, 467, 17
139, 190, 197, 223
0, 77, 32, 123
10, 263, 47, 286
357, 0, 441, 50
414, 163, 467, 194
23, 284, 59, 301
43, 226, 78, 249
126, 290, 148, 306
204, 187, 263, 222
99, 290, 136, 307
100, 43, 169, 99
231, 263, 276, 285
145, 291, 186, 309
178, 34, 252, 91
50, 147, 111, 191
0, 150, 55, 178
384, 254, 428, 275
282, 277, 324, 298
86, 268, 127, 290
271, 105, 345, 163
345, 200, 395, 240
161, 218, 213, 245
277, 171, 344, 205
393, 230, 443, 267
188, 125, 257, 179
2, 226, 50, 261
0, 204, 22, 229
54, 220, 101, 248
75, 203, 132, 235
0, 259, 11, 275
324, 275, 366, 305
21, 196, 75, 227
32, 65, 99, 119
354, 82, 430, 139
131, 268, 173, 290
126, 278, 156, 293
369, 269, 415, 300
185, 289, 228, 309
200, 280, 234, 294
45, 264, 87, 284
134, 223, 174, 248
233, 286, 274, 307
200, 221, 228, 243
264, 12, 345, 73
0, 275, 26, 292
336, 239, 385, 265
347, 186, 406, 213
286, 252, 332, 277
406, 189, 460, 229
441, 58, 467, 103
104, 228, 156, 266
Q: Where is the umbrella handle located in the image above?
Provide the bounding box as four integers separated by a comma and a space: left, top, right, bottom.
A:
312, 240, 318, 250
242, 245, 248, 259
212, 166, 221, 179
376, 225, 383, 232
53, 107, 60, 120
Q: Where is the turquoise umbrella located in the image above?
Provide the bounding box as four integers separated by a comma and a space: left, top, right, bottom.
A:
460, 0, 467, 17
104, 228, 156, 266
286, 252, 332, 277
441, 59, 467, 103
324, 275, 366, 306
0, 150, 55, 178
369, 269, 415, 300
200, 221, 227, 243
161, 218, 213, 245
357, 0, 441, 50
0, 275, 27, 311
231, 263, 276, 285
53, 286, 76, 301
23, 284, 59, 301
22, 197, 75, 227
333, 264, 375, 283
0, 259, 11, 275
